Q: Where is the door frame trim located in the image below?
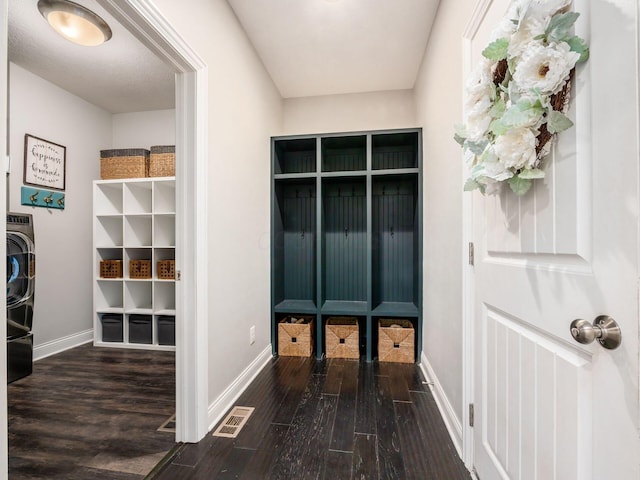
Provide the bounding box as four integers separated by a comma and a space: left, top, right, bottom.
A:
98, 0, 210, 442
461, 0, 494, 470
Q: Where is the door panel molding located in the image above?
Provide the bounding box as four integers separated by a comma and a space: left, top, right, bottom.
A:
480, 306, 592, 479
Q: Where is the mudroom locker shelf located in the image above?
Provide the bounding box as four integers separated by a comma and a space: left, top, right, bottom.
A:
271, 129, 422, 361
93, 177, 176, 351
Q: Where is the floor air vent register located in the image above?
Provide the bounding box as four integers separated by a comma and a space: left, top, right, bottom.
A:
212, 406, 255, 438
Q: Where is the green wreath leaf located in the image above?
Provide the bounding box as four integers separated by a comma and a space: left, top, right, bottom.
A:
547, 110, 574, 134
566, 35, 590, 63
546, 12, 580, 43
482, 38, 509, 61
508, 175, 533, 196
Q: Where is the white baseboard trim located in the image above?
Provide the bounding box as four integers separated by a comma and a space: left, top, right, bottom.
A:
420, 351, 463, 457
33, 329, 93, 362
207, 345, 273, 431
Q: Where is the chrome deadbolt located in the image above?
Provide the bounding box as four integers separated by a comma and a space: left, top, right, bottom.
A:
570, 315, 621, 350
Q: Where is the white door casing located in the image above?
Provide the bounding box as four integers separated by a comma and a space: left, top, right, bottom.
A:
465, 1, 640, 479
97, 0, 210, 443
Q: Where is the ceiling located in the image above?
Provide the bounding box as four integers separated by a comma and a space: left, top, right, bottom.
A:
8, 0, 176, 114
227, 0, 440, 98
8, 0, 439, 113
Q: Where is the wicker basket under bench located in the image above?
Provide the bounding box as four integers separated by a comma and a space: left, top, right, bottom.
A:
326, 316, 360, 359
378, 319, 415, 363
278, 315, 314, 357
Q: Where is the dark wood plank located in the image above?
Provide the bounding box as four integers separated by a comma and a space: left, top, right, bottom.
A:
354, 362, 376, 435
411, 391, 470, 478
213, 446, 255, 479
322, 361, 344, 395
323, 450, 353, 480
8, 343, 176, 480
398, 362, 431, 393
271, 374, 338, 479
352, 433, 379, 480
272, 357, 315, 425
151, 462, 196, 480
234, 357, 299, 450
394, 400, 434, 480
239, 424, 290, 480
185, 438, 237, 479
329, 360, 359, 451
386, 368, 412, 403
375, 376, 406, 479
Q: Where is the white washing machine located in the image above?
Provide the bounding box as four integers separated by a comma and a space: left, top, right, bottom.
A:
6, 213, 35, 383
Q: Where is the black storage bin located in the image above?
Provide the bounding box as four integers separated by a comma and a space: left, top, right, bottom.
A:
101, 314, 123, 342
129, 315, 152, 344
157, 316, 175, 346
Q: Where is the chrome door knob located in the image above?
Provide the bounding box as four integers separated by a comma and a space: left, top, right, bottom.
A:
570, 316, 621, 350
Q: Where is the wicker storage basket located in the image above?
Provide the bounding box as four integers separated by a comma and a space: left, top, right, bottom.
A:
326, 316, 359, 359
157, 260, 175, 279
100, 149, 149, 179
149, 145, 175, 177
129, 260, 151, 279
378, 319, 414, 363
278, 316, 314, 357
100, 260, 122, 278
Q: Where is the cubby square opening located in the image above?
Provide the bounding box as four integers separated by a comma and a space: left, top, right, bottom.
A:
321, 135, 366, 172
372, 132, 419, 170
274, 138, 317, 174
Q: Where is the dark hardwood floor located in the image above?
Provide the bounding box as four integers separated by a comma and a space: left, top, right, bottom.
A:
8, 343, 176, 479
151, 357, 470, 480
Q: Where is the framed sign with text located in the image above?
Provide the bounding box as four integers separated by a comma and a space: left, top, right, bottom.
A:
24, 134, 66, 191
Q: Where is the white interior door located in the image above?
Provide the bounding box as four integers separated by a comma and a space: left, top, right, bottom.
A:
468, 1, 640, 479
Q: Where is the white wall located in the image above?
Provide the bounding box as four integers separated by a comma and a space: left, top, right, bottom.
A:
9, 62, 112, 353
152, 0, 283, 412
112, 109, 175, 148
413, 0, 474, 439
283, 89, 416, 135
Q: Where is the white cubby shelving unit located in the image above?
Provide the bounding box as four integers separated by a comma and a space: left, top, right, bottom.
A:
93, 177, 176, 350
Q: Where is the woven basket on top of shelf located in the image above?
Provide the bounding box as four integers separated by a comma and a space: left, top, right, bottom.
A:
149, 145, 175, 177
100, 149, 149, 179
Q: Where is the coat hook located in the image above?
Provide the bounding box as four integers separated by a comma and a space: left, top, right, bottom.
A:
345, 228, 349, 238
301, 229, 305, 239
29, 191, 39, 203
390, 226, 394, 237
43, 193, 54, 205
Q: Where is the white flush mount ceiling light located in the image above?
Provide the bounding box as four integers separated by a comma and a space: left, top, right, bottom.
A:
37, 0, 112, 46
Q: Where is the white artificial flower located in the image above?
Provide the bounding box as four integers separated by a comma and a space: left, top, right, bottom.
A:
466, 113, 493, 142
493, 127, 538, 170
465, 57, 494, 97
512, 41, 580, 94
529, 0, 572, 19
483, 159, 514, 181
464, 80, 494, 141
490, 16, 517, 42
508, 16, 548, 59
